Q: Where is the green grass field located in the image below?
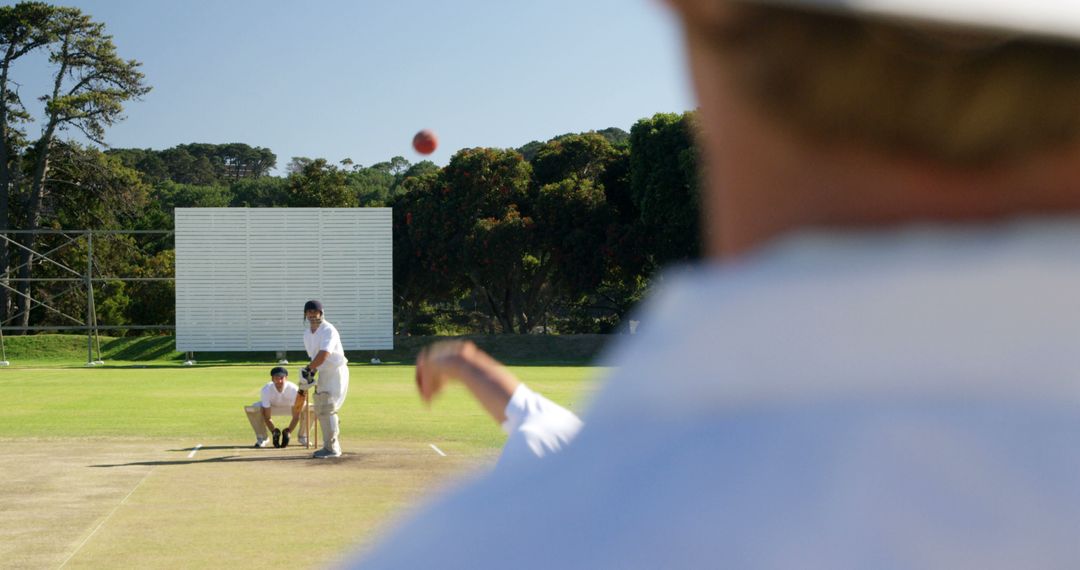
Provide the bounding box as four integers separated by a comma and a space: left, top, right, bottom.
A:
1, 359, 602, 568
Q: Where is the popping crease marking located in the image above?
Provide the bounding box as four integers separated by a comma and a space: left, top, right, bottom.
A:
58, 467, 153, 568
429, 444, 447, 457
187, 443, 202, 458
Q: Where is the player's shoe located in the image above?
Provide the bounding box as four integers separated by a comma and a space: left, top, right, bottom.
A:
298, 435, 309, 446
253, 438, 269, 448
312, 447, 342, 459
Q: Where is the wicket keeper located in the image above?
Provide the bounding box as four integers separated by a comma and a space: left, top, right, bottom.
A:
244, 366, 309, 448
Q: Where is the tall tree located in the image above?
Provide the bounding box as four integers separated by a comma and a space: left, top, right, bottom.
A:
0, 2, 57, 323
441, 148, 544, 333
530, 134, 648, 332
389, 171, 465, 334
15, 142, 149, 331
629, 112, 701, 270
15, 5, 149, 328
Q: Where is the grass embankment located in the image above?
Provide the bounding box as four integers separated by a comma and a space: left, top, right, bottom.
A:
0, 332, 615, 366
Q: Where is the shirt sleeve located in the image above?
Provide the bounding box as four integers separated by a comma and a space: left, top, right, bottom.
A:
318, 326, 335, 352
497, 383, 583, 469
259, 385, 272, 408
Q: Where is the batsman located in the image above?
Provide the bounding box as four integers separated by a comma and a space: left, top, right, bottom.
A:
302, 299, 349, 459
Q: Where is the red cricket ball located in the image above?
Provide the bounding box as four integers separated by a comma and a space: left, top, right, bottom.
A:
412, 129, 438, 155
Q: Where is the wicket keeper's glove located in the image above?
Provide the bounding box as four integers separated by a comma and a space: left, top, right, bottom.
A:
272, 428, 282, 448
281, 428, 291, 448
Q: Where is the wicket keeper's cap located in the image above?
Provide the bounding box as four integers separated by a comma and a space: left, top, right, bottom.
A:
757, 0, 1080, 42
304, 300, 323, 313
270, 366, 288, 377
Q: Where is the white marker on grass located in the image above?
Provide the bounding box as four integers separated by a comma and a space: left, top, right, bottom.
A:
429, 444, 447, 457
187, 444, 202, 458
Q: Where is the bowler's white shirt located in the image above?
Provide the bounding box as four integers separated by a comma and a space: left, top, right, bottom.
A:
353, 218, 1080, 569
498, 383, 583, 468
304, 320, 347, 367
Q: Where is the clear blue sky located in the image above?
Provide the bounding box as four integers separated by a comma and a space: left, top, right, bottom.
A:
9, 0, 695, 174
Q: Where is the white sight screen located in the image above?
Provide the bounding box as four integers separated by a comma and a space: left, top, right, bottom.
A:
174, 207, 393, 352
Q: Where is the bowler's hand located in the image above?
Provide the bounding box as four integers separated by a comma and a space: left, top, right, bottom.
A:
415, 340, 476, 405
414, 340, 521, 423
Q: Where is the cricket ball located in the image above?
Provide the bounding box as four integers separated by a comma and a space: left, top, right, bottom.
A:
413, 129, 438, 155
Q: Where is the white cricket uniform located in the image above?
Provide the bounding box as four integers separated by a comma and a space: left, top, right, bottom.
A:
498, 383, 583, 469
305, 319, 349, 452
351, 218, 1080, 569
259, 381, 300, 409
304, 319, 350, 405
244, 380, 305, 441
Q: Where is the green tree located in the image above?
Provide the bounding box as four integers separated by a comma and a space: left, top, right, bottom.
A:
594, 146, 650, 328
107, 147, 169, 183
158, 147, 215, 185
124, 248, 173, 330
534, 176, 612, 296
441, 148, 549, 333
286, 158, 356, 207
346, 156, 431, 206
47, 142, 149, 230
517, 140, 544, 162
13, 6, 149, 328
629, 111, 701, 269
174, 142, 276, 181
527, 132, 650, 332
389, 171, 465, 334
532, 132, 621, 187
348, 162, 397, 206
400, 160, 438, 181
0, 2, 59, 324
229, 176, 289, 207
154, 181, 231, 209
13, 143, 150, 331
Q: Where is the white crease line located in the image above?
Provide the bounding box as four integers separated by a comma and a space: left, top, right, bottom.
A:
187, 444, 202, 458
429, 444, 447, 457
58, 468, 153, 569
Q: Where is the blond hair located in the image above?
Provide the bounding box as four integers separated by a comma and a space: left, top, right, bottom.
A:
689, 3, 1080, 163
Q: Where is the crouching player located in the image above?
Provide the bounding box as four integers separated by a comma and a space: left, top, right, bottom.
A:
244, 366, 309, 448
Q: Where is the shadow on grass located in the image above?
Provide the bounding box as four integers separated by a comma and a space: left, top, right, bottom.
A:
93, 454, 326, 467
100, 336, 180, 361
169, 445, 261, 452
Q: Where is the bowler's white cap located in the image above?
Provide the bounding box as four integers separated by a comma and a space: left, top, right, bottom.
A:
763, 0, 1080, 42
